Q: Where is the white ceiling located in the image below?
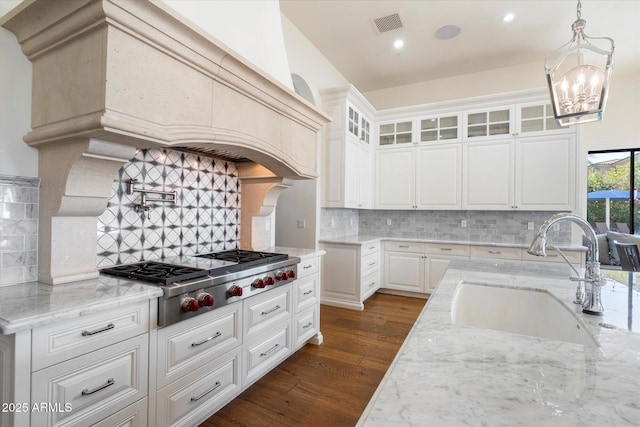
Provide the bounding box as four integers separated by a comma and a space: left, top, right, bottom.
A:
280, 0, 640, 93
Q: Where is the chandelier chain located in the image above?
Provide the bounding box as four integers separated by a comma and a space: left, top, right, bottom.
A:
576, 0, 582, 19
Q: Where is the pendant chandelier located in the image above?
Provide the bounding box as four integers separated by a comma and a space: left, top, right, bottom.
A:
545, 0, 614, 127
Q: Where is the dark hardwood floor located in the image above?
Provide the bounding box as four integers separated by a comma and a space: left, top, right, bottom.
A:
201, 293, 427, 427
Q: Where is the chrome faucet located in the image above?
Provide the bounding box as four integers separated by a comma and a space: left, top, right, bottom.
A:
528, 213, 605, 315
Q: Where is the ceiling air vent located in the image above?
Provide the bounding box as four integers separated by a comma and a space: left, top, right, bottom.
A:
372, 12, 403, 34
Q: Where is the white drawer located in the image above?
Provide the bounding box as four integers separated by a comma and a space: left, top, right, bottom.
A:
470, 245, 522, 260
361, 251, 381, 275
32, 302, 150, 371
156, 302, 242, 389
244, 322, 292, 386
243, 283, 292, 340
156, 348, 242, 427
361, 241, 381, 257
297, 256, 319, 278
522, 248, 584, 265
293, 306, 317, 350
92, 398, 148, 427
424, 243, 470, 257
294, 275, 318, 314
361, 270, 380, 300
384, 241, 425, 253
31, 334, 148, 427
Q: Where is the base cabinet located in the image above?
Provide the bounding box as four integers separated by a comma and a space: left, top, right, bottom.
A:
320, 241, 381, 310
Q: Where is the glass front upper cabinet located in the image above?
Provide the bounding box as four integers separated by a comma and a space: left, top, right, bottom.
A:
464, 107, 512, 140
348, 104, 371, 144
379, 120, 413, 146
517, 102, 571, 135
419, 114, 460, 143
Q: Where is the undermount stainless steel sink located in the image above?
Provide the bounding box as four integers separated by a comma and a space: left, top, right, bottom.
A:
451, 281, 598, 347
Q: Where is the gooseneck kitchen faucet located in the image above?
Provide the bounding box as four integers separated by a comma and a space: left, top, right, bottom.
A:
528, 213, 605, 315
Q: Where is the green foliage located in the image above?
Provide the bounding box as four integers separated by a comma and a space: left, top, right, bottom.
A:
587, 161, 635, 228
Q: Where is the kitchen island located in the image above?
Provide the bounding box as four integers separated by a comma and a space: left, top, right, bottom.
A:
357, 259, 640, 426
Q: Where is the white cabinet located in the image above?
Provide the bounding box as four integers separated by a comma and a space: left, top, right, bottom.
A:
293, 255, 322, 350
462, 134, 576, 210
321, 85, 375, 208
463, 106, 514, 141
319, 240, 381, 310
376, 144, 462, 210
424, 243, 470, 293
516, 101, 574, 136
382, 241, 429, 294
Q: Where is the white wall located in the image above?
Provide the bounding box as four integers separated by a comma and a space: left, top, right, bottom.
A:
0, 0, 37, 178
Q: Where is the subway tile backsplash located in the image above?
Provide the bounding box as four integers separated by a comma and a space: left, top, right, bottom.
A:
97, 148, 240, 267
320, 208, 571, 245
0, 175, 40, 286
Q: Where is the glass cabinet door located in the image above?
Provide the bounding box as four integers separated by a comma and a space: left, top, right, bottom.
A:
360, 116, 370, 143
379, 121, 413, 146
465, 107, 512, 140
348, 106, 360, 138
419, 114, 459, 143
518, 103, 563, 134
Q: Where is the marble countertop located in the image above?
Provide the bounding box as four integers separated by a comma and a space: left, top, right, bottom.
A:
358, 259, 640, 426
0, 276, 163, 335
319, 235, 586, 251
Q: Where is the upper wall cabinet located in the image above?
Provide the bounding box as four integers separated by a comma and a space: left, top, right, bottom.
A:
418, 113, 461, 143
515, 101, 574, 136
463, 106, 514, 141
379, 120, 413, 146
321, 86, 376, 209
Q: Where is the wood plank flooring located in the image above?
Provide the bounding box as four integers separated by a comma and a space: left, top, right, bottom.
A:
201, 293, 427, 427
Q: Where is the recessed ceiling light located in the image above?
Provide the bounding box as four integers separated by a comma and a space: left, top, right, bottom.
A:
435, 25, 461, 40
394, 39, 404, 49
503, 13, 515, 22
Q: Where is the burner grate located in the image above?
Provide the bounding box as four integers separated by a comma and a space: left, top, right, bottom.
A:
101, 261, 209, 285
196, 249, 288, 266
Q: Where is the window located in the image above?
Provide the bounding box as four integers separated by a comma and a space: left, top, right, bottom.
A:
587, 150, 639, 234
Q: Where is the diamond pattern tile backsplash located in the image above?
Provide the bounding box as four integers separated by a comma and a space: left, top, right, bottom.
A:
97, 148, 240, 267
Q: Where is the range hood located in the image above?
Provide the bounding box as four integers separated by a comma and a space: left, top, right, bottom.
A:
1, 0, 330, 284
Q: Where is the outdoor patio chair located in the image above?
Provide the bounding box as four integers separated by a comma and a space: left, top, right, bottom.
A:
595, 222, 609, 234
616, 223, 631, 233
614, 241, 640, 271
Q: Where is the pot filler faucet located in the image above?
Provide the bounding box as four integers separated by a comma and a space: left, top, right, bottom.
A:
528, 213, 605, 316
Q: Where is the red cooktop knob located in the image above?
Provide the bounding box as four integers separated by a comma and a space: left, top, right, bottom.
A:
228, 285, 243, 297
198, 293, 214, 307
252, 278, 266, 288
287, 270, 296, 279
181, 297, 199, 312
275, 270, 286, 281
264, 276, 275, 286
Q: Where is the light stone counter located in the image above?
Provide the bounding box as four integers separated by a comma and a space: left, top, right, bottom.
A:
358, 259, 640, 426
319, 235, 586, 252
0, 276, 163, 335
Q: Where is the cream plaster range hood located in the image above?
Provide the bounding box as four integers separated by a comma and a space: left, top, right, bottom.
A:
1, 0, 330, 285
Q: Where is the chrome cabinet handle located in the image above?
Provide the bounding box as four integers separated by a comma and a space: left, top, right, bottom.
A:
261, 305, 281, 315
398, 245, 410, 248
440, 248, 452, 251
191, 331, 222, 347
82, 323, 115, 336
260, 343, 280, 357
191, 381, 221, 401
302, 322, 313, 330
369, 262, 376, 266
488, 250, 502, 254
303, 290, 313, 296
81, 378, 115, 395
303, 264, 313, 269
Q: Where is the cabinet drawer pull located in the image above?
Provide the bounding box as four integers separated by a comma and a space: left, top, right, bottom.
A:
398, 245, 410, 248
303, 264, 313, 269
488, 250, 502, 255
191, 331, 222, 347
303, 290, 313, 296
190, 381, 221, 401
440, 248, 452, 251
368, 281, 376, 288
302, 322, 313, 330
81, 378, 115, 395
261, 305, 281, 315
369, 262, 376, 266
368, 246, 376, 250
260, 343, 280, 357
81, 323, 115, 336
